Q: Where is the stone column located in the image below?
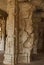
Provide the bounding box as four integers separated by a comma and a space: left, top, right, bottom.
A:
3, 0, 15, 65
17, 3, 35, 64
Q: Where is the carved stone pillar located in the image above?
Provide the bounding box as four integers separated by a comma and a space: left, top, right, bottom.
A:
16, 3, 35, 64
3, 0, 15, 65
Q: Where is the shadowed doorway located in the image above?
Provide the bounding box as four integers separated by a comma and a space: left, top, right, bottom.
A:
0, 9, 8, 65
31, 7, 44, 62
0, 9, 8, 52
32, 7, 44, 53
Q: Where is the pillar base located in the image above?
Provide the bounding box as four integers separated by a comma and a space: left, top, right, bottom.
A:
3, 54, 12, 65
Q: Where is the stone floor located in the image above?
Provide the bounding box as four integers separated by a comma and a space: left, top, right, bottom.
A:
30, 53, 44, 65
0, 52, 44, 65
15, 53, 44, 65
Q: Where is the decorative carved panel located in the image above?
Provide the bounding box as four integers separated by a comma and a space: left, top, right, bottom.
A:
15, 2, 34, 64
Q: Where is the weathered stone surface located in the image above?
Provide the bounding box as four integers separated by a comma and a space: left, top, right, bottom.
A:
16, 2, 34, 63
3, 0, 15, 65
0, 0, 7, 11
2, 0, 44, 65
